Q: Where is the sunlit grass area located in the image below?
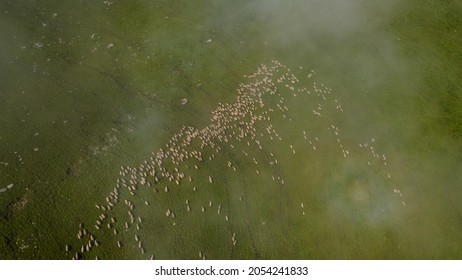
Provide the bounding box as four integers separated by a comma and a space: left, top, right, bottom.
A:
0, 0, 461, 259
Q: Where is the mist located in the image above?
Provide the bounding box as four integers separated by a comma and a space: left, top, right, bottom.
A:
0, 0, 461, 260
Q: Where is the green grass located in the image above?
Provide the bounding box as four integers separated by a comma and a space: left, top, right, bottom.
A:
0, 0, 461, 259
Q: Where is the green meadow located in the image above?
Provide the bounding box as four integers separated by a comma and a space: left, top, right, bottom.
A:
0, 0, 461, 259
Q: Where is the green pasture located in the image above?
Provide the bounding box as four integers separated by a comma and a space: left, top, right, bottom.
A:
0, 0, 461, 259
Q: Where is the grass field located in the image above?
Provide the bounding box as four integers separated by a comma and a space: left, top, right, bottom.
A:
0, 0, 461, 259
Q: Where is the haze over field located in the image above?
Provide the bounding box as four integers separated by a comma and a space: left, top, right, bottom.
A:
0, 0, 461, 259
